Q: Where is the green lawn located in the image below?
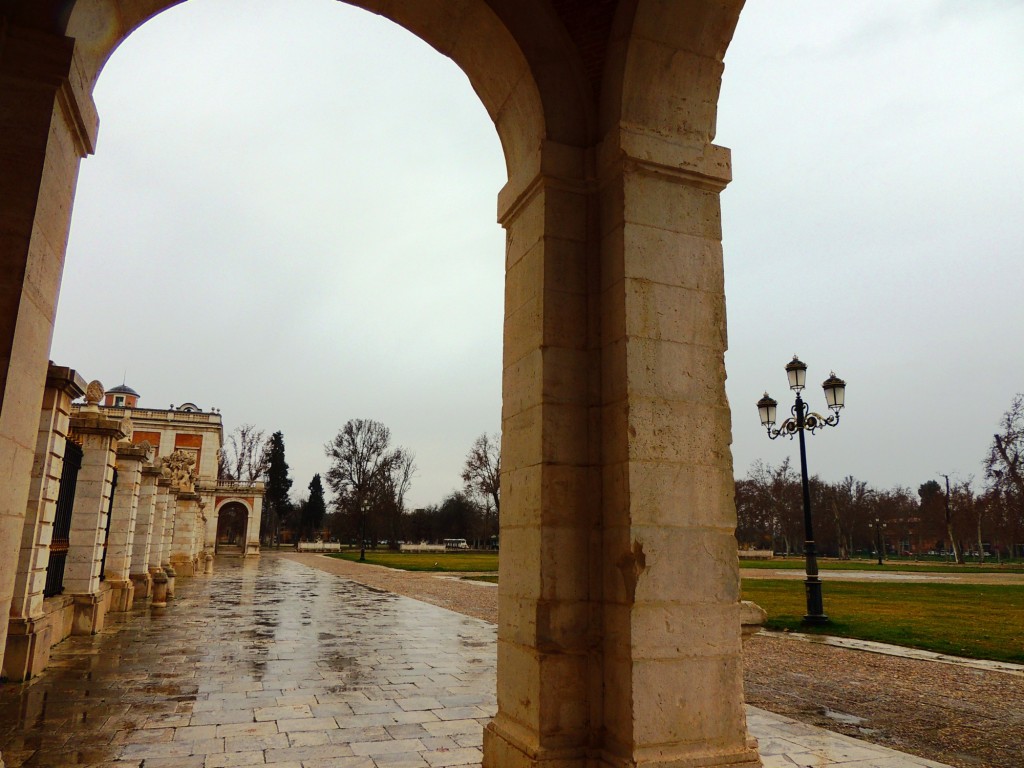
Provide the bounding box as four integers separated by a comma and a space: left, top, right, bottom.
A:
327, 551, 499, 572
742, 579, 1024, 664
327, 551, 1024, 663
740, 557, 1024, 574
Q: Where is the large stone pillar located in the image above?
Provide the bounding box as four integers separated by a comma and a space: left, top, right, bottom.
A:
64, 408, 126, 635
0, 23, 97, 680
106, 441, 152, 611
129, 465, 161, 599
3, 364, 85, 681
484, 141, 599, 768
170, 492, 200, 576
590, 127, 757, 767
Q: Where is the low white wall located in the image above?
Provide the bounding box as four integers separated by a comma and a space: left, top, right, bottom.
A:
297, 542, 341, 552
738, 549, 773, 560
400, 543, 446, 553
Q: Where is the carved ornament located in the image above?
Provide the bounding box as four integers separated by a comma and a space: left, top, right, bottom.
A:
160, 449, 198, 493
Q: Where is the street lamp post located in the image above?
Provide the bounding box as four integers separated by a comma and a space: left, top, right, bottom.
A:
359, 500, 368, 562
873, 517, 887, 566
757, 356, 846, 625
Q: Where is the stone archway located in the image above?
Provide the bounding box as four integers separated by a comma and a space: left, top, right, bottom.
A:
0, 2, 756, 766
215, 501, 248, 550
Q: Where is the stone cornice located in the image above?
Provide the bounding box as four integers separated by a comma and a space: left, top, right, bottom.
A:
116, 443, 153, 463
45, 362, 86, 399
0, 24, 98, 155
69, 413, 127, 440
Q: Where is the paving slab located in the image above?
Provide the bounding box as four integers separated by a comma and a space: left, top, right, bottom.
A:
0, 555, 952, 768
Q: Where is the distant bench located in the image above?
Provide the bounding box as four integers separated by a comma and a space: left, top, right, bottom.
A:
297, 542, 341, 552
738, 550, 773, 560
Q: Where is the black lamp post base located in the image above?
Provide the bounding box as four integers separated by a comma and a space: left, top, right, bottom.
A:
803, 576, 829, 625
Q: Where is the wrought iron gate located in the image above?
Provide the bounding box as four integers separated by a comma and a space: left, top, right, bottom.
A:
44, 440, 83, 597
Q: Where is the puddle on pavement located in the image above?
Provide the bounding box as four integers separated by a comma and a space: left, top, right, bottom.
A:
821, 707, 866, 726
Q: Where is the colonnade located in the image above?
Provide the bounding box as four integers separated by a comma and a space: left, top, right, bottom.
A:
2, 364, 213, 681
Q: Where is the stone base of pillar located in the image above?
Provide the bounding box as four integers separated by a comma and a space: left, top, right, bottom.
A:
2, 615, 56, 682
483, 716, 762, 768
163, 565, 177, 598
107, 579, 135, 612
151, 571, 169, 608
204, 553, 214, 575
70, 585, 111, 636
482, 716, 583, 768
130, 571, 153, 600
170, 555, 195, 577
245, 542, 261, 557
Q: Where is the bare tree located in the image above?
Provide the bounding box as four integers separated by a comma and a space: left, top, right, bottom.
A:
220, 424, 270, 482
987, 395, 1024, 528
324, 419, 413, 557
461, 432, 500, 516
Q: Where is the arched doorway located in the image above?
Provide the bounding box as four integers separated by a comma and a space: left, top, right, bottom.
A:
0, 3, 754, 766
215, 501, 248, 553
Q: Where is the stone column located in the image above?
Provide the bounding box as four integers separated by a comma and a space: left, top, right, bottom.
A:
201, 491, 218, 556
105, 441, 152, 611
4, 364, 85, 681
64, 409, 126, 635
147, 478, 170, 578
129, 465, 161, 599
162, 489, 179, 596
0, 23, 98, 682
170, 492, 200, 576
246, 494, 264, 556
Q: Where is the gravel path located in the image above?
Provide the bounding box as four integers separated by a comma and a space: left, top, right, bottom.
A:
282, 552, 1024, 768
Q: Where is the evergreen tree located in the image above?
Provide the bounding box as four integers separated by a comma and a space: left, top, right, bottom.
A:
303, 474, 327, 540
263, 431, 293, 546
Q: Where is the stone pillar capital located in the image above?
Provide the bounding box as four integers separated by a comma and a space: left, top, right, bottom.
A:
496, 139, 592, 227
44, 363, 86, 400
598, 125, 732, 192
0, 24, 98, 156
69, 413, 127, 441
116, 441, 152, 465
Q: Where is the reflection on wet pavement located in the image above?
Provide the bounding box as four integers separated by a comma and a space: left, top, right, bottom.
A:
0, 556, 495, 767
1, 555, 955, 768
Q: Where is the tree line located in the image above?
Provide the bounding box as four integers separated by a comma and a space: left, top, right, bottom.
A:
219, 419, 500, 548
736, 394, 1024, 561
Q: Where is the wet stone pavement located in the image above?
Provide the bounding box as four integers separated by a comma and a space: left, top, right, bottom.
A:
1, 554, 956, 768
0, 556, 495, 767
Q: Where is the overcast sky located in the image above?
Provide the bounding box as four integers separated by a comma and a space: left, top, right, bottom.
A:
52, 0, 1024, 509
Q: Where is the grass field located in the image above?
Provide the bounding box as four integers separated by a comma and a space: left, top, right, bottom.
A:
327, 551, 1023, 662
742, 579, 1024, 664
739, 558, 1024, 574
327, 551, 499, 572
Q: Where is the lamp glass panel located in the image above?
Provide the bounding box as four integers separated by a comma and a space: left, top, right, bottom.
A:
758, 402, 777, 426
787, 365, 806, 390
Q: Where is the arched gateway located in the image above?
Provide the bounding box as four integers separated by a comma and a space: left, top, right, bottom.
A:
0, 2, 757, 766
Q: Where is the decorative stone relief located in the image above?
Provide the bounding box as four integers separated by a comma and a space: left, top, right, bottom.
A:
160, 449, 197, 493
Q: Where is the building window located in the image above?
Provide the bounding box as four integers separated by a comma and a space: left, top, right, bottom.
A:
114, 396, 125, 406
